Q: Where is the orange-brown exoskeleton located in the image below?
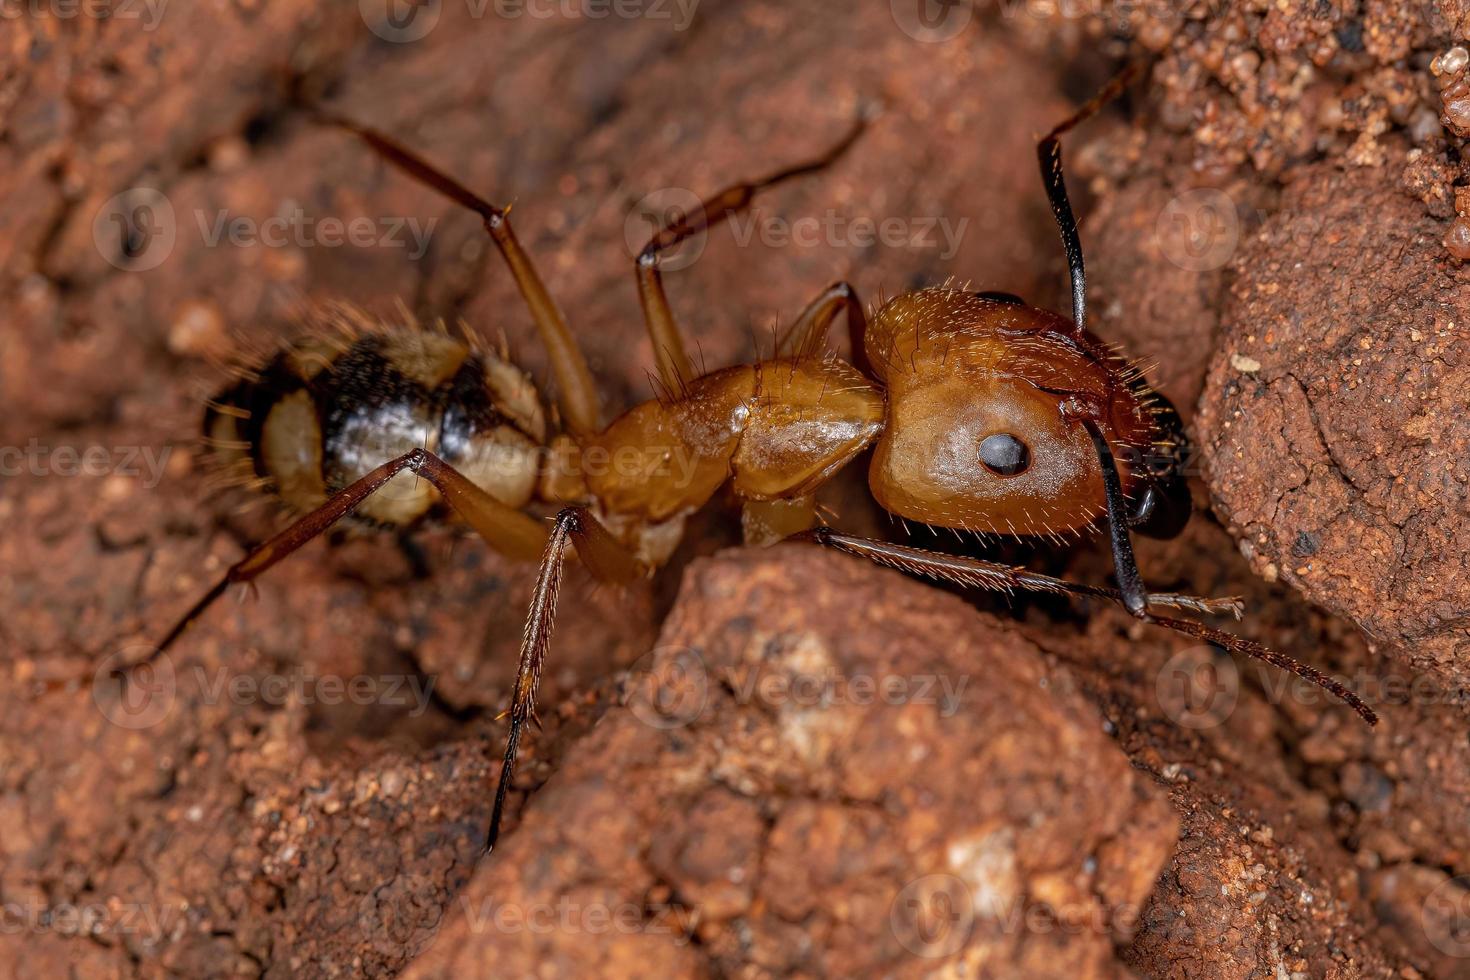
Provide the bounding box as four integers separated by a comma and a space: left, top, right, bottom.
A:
126, 66, 1376, 854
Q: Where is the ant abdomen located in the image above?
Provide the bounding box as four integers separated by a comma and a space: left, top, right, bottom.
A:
205, 315, 547, 528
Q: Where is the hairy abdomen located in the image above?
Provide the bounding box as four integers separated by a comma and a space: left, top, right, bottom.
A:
205, 323, 547, 528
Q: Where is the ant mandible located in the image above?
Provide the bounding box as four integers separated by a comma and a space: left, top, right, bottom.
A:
127, 63, 1376, 854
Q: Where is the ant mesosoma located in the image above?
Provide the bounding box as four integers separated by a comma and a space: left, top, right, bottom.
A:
124, 64, 1376, 854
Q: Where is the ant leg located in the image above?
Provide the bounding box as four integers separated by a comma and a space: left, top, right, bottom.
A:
776, 281, 872, 375
1037, 61, 1145, 334
636, 117, 868, 391
792, 527, 1241, 618
1081, 419, 1148, 617
1034, 74, 1379, 724
1070, 422, 1376, 723
321, 116, 602, 437
141, 449, 549, 669
488, 506, 643, 852
796, 527, 1376, 725
742, 495, 817, 546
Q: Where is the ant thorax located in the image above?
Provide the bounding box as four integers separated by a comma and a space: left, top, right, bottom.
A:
205, 317, 547, 528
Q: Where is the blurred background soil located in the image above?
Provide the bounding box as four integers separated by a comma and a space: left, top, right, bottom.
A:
2, 0, 1470, 976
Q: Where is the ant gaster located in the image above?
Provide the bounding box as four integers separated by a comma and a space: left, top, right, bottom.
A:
127, 64, 1377, 854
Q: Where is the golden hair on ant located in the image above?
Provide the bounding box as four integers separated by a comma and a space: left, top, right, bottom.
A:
111, 64, 1376, 854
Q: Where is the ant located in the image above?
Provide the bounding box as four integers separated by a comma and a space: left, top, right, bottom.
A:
120, 63, 1376, 854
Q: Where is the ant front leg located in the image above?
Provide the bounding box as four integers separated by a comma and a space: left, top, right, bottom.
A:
1080, 418, 1149, 617
795, 527, 1377, 725
634, 117, 869, 392
1036, 61, 1145, 335
489, 506, 643, 852
792, 526, 1242, 619
1034, 62, 1152, 611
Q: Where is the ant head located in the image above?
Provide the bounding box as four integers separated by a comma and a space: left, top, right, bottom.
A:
868, 371, 1110, 536
864, 288, 1152, 537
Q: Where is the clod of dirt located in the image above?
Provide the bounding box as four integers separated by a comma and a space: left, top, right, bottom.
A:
404, 546, 1178, 978
1198, 156, 1470, 684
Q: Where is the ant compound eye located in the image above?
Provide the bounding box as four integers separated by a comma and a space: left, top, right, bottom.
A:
978, 433, 1031, 476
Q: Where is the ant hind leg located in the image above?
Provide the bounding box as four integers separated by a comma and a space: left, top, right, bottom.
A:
134, 450, 550, 677
319, 116, 604, 437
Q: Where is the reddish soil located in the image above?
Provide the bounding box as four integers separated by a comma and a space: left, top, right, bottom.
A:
3, 1, 1469, 977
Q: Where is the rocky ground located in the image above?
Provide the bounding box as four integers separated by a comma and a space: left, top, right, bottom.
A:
2, 0, 1469, 976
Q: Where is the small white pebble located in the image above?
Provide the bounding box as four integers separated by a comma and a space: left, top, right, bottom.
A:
1231, 353, 1262, 373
